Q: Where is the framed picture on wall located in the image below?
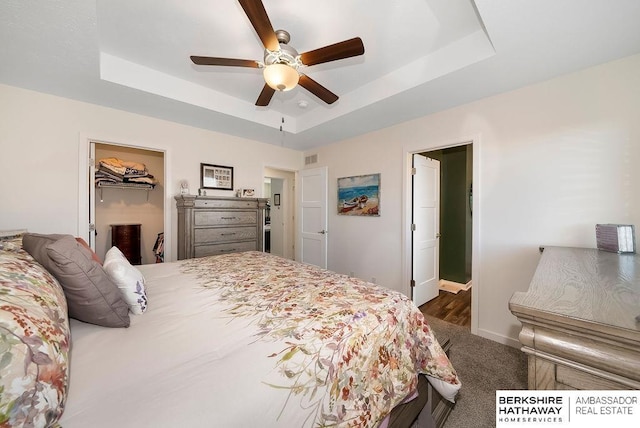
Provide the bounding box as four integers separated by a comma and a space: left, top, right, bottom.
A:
201, 163, 234, 190
337, 173, 380, 216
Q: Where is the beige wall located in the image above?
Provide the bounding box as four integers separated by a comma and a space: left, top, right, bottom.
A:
0, 84, 303, 262
307, 53, 640, 346
2, 53, 639, 347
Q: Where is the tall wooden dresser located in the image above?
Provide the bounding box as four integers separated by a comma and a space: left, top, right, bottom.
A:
110, 223, 142, 265
175, 195, 268, 260
509, 246, 640, 390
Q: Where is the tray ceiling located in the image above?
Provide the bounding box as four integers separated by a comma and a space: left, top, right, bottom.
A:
2, 0, 640, 150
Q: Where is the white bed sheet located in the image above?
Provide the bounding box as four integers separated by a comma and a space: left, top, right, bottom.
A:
60, 261, 285, 427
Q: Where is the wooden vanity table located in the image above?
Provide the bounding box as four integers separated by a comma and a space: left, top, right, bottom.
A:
509, 246, 640, 390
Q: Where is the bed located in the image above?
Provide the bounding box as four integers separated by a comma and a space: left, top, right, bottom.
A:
0, 232, 460, 428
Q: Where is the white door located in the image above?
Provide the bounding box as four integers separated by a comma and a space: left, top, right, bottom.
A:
412, 154, 440, 306
298, 167, 328, 268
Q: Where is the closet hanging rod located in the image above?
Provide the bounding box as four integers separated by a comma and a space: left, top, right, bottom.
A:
97, 183, 153, 202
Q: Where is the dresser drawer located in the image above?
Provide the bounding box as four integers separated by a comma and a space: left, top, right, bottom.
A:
194, 241, 257, 257
194, 199, 257, 209
556, 364, 628, 390
194, 226, 256, 243
194, 211, 257, 226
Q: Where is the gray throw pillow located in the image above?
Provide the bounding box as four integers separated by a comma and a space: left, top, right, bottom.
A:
22, 233, 130, 327
21, 233, 70, 276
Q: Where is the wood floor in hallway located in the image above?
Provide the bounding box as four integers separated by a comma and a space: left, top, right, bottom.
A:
419, 288, 471, 328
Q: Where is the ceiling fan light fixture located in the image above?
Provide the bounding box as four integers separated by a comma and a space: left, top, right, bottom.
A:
189, 2, 365, 106
263, 63, 299, 91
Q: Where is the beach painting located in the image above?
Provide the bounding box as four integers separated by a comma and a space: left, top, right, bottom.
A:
337, 173, 380, 216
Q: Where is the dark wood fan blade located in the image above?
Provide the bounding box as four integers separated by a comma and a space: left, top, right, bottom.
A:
191, 56, 259, 68
256, 84, 276, 106
298, 75, 338, 104
238, 0, 279, 51
299, 37, 364, 66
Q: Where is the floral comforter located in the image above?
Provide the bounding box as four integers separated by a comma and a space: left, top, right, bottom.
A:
0, 243, 70, 427
181, 251, 460, 427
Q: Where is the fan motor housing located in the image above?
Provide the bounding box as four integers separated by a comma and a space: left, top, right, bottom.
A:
264, 30, 300, 68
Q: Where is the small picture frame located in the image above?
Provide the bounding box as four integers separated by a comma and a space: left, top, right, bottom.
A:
201, 163, 233, 190
241, 188, 255, 198
273, 193, 281, 206
179, 180, 189, 195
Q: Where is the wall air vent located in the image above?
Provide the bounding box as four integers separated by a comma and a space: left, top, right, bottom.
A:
305, 154, 318, 165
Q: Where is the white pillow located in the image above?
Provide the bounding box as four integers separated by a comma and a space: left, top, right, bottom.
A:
103, 246, 148, 315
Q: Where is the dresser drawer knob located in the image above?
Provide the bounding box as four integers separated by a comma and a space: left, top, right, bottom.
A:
221, 216, 237, 220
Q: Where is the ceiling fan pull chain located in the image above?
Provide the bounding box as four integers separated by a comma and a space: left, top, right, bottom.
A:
280, 112, 286, 146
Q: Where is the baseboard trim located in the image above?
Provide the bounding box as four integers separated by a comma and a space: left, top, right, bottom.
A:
477, 328, 521, 349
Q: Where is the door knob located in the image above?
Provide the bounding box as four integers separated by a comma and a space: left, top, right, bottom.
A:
436, 233, 441, 238
318, 230, 327, 235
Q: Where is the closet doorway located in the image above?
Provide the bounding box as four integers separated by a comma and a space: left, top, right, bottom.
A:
412, 143, 473, 328
263, 167, 296, 260
91, 142, 165, 265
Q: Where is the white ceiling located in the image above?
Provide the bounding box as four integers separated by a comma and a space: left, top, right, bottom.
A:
2, 0, 640, 151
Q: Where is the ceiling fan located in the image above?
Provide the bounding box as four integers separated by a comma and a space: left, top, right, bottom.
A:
190, 0, 365, 107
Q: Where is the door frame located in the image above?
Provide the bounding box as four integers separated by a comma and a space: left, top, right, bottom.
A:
402, 135, 480, 335
77, 134, 172, 262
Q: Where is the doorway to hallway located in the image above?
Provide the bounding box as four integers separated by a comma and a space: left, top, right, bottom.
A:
263, 167, 296, 260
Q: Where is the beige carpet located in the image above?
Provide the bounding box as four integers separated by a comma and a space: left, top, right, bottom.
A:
425, 315, 528, 428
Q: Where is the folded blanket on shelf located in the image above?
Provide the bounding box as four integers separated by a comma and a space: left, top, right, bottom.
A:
96, 166, 124, 182
127, 176, 158, 186
95, 158, 158, 187
99, 162, 140, 178
99, 157, 147, 175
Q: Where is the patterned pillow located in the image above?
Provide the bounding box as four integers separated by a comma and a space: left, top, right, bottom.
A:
0, 247, 70, 427
103, 246, 148, 315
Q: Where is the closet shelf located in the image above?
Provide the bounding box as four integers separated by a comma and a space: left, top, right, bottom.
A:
96, 182, 154, 190
96, 182, 155, 201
